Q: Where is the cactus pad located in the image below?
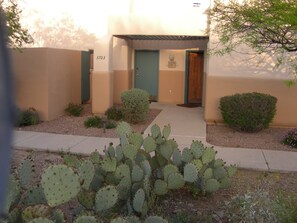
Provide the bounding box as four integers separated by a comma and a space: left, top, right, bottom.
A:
105, 144, 116, 157
162, 124, 171, 139
181, 148, 193, 163
133, 188, 145, 213
151, 124, 161, 138
28, 218, 54, 223
192, 159, 203, 172
143, 136, 157, 153
115, 164, 131, 180
116, 145, 124, 162
18, 157, 33, 189
22, 204, 51, 222
205, 179, 220, 193
74, 215, 98, 223
203, 168, 213, 180
220, 177, 231, 189
213, 159, 225, 168
110, 218, 127, 223
95, 185, 118, 212
144, 216, 168, 223
172, 148, 182, 166
163, 164, 178, 181
132, 165, 144, 182
41, 165, 80, 207
213, 167, 227, 180
128, 133, 143, 149
123, 144, 138, 160
63, 154, 81, 169
90, 150, 101, 164
202, 147, 216, 164
51, 209, 65, 223
183, 163, 198, 183
4, 175, 20, 214
100, 157, 117, 172
79, 160, 95, 190
227, 165, 237, 177
77, 190, 95, 209
118, 176, 132, 200
190, 141, 204, 159
23, 185, 47, 205
141, 160, 152, 177
160, 142, 174, 160
167, 173, 185, 190
154, 180, 168, 196
116, 121, 132, 136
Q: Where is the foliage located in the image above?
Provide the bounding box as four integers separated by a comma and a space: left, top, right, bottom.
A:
3, 122, 236, 222
105, 106, 123, 121
282, 129, 297, 148
208, 0, 297, 78
15, 107, 39, 127
170, 212, 196, 223
121, 88, 150, 124
84, 116, 103, 128
220, 92, 277, 132
1, 0, 33, 48
105, 120, 117, 129
273, 191, 297, 223
65, 102, 83, 117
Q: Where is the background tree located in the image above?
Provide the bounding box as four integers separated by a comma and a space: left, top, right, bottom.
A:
208, 0, 297, 79
1, 0, 33, 48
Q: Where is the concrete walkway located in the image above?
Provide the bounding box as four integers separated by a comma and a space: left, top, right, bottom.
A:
13, 103, 297, 172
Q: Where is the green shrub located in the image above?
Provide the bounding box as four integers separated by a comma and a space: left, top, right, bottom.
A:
220, 92, 277, 132
273, 191, 297, 223
121, 88, 150, 124
105, 120, 117, 129
105, 106, 123, 121
283, 129, 297, 148
84, 116, 102, 128
16, 107, 39, 127
65, 103, 83, 117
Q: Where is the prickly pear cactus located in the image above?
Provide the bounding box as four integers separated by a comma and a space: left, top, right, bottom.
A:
105, 143, 116, 157
41, 165, 81, 207
167, 173, 185, 190
90, 150, 101, 164
213, 167, 227, 180
227, 165, 237, 177
144, 216, 168, 223
172, 148, 182, 167
205, 178, 220, 193
79, 160, 95, 190
63, 154, 81, 168
23, 185, 47, 205
115, 164, 131, 180
117, 176, 132, 200
141, 160, 152, 177
116, 145, 124, 162
160, 142, 174, 160
183, 163, 198, 183
151, 124, 161, 138
143, 136, 157, 153
162, 124, 171, 140
203, 168, 213, 180
219, 177, 231, 189
110, 218, 127, 223
163, 164, 178, 181
116, 121, 132, 136
133, 188, 145, 213
192, 159, 203, 172
18, 157, 34, 189
128, 133, 143, 149
4, 175, 20, 215
95, 185, 118, 212
51, 209, 65, 223
181, 148, 193, 163
132, 165, 144, 182
77, 190, 95, 209
22, 204, 51, 222
154, 180, 168, 196
28, 217, 54, 223
100, 157, 117, 172
73, 215, 99, 223
190, 141, 204, 159
214, 159, 225, 168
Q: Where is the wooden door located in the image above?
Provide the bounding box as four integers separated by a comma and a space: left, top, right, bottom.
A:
188, 52, 203, 104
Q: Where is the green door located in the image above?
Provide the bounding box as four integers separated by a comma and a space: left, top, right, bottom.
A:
81, 51, 90, 102
134, 50, 159, 100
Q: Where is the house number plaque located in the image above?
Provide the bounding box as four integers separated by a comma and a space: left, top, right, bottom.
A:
96, 56, 106, 60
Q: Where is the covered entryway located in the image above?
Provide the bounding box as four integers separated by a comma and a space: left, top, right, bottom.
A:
134, 50, 159, 100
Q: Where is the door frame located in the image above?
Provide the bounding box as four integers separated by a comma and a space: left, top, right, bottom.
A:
134, 50, 160, 100
184, 50, 204, 104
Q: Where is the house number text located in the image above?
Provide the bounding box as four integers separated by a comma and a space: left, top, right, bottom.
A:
96, 56, 106, 60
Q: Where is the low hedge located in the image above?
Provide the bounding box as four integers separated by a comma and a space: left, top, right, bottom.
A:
220, 92, 277, 132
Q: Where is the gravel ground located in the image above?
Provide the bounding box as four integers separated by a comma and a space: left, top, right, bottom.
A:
207, 124, 296, 151
17, 104, 161, 138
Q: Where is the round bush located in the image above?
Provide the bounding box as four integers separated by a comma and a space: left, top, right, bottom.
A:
121, 88, 150, 124
105, 106, 123, 121
220, 92, 277, 132
16, 107, 39, 127
283, 129, 297, 148
84, 116, 103, 128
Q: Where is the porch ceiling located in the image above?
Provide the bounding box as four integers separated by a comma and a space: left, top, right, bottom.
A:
113, 35, 209, 41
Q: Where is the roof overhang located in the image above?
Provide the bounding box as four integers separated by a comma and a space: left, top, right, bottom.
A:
113, 35, 209, 41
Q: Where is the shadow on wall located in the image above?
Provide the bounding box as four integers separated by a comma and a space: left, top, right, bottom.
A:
27, 16, 98, 50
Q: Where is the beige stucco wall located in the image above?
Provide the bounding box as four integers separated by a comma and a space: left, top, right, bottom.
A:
12, 48, 81, 121
205, 76, 297, 127
113, 70, 132, 104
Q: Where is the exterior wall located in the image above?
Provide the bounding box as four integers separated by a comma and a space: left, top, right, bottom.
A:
205, 76, 297, 127
11, 48, 81, 121
113, 70, 132, 104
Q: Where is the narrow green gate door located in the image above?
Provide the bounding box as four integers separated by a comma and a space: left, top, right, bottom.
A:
81, 51, 90, 102
134, 50, 159, 100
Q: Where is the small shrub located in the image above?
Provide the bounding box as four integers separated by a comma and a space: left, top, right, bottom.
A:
65, 103, 83, 117
220, 92, 277, 132
84, 116, 102, 128
283, 129, 297, 148
121, 88, 150, 124
105, 106, 123, 121
273, 191, 297, 223
105, 120, 117, 129
16, 107, 39, 127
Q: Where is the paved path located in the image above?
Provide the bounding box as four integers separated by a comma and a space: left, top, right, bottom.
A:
13, 103, 297, 172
